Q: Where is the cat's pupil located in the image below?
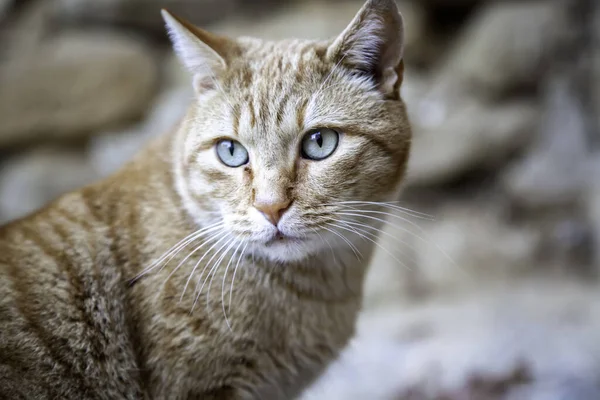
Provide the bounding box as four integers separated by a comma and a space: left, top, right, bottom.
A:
312, 132, 323, 147
227, 141, 235, 156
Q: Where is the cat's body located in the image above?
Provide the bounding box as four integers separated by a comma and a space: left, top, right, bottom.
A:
0, 136, 367, 399
0, 1, 411, 398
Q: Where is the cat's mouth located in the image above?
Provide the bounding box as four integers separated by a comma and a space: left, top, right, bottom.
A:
265, 231, 303, 245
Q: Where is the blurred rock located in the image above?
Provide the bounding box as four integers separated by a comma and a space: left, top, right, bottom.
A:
406, 96, 538, 186
416, 0, 481, 6
54, 0, 427, 50
508, 377, 600, 400
0, 0, 12, 21
362, 201, 542, 310
305, 282, 600, 400
502, 78, 589, 208
415, 206, 540, 290
587, 156, 600, 272
400, 205, 537, 297
0, 147, 98, 223
89, 86, 192, 177
538, 217, 596, 276
440, 1, 565, 97
206, 0, 425, 50
0, 0, 50, 62
55, 0, 239, 32
0, 32, 158, 148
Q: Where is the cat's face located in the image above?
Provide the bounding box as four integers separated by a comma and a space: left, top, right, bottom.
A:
166, 0, 411, 262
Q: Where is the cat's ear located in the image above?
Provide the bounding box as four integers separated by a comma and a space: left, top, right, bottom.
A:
161, 9, 236, 93
327, 0, 405, 98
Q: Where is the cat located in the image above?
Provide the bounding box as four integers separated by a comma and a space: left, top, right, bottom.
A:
0, 0, 411, 398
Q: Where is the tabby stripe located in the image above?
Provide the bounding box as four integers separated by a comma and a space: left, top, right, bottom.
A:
275, 89, 291, 126
7, 228, 90, 394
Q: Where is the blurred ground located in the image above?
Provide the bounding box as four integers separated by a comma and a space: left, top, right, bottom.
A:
1, 0, 599, 399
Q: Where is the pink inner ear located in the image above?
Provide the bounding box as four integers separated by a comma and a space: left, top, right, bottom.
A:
194, 75, 217, 93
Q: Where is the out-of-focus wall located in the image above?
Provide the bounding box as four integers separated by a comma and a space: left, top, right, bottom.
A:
1, 0, 599, 398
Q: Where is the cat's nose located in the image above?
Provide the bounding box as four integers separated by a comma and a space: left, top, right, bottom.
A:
254, 199, 292, 226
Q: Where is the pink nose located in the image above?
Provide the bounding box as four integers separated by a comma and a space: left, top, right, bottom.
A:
254, 199, 291, 226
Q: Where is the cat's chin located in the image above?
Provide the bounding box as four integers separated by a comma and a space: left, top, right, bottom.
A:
251, 237, 322, 263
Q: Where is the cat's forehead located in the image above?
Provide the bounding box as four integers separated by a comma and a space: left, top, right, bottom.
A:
219, 39, 333, 144
228, 38, 330, 87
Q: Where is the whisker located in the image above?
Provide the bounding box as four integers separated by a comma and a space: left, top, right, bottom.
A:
190, 235, 236, 313
136, 222, 222, 276
228, 241, 249, 316
178, 230, 230, 302
152, 227, 227, 304
310, 226, 336, 262
341, 219, 419, 263
327, 222, 412, 271
221, 239, 245, 331
155, 224, 225, 276
205, 237, 239, 312
321, 225, 362, 260
322, 200, 435, 220
132, 221, 224, 282
338, 221, 418, 268
337, 210, 458, 270
313, 52, 348, 100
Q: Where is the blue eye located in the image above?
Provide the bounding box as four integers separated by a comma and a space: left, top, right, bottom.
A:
216, 140, 249, 167
301, 128, 339, 160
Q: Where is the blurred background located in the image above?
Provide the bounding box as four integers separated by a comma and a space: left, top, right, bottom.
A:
1, 0, 599, 398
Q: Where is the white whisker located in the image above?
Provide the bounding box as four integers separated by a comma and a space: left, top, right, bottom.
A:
179, 230, 230, 302
327, 222, 411, 271
205, 237, 239, 311
310, 226, 336, 262
229, 242, 249, 316
190, 235, 236, 313
336, 210, 457, 268
152, 227, 227, 304
322, 200, 434, 220
221, 239, 245, 331
132, 221, 224, 282
341, 219, 419, 263
313, 52, 348, 100
321, 225, 362, 260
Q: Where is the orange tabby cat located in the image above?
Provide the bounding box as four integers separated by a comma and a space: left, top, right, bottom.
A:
0, 0, 411, 398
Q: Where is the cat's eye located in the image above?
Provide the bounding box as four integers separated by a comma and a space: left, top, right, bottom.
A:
301, 128, 339, 160
216, 139, 249, 167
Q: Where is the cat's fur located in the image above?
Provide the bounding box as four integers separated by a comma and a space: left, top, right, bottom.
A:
0, 0, 411, 398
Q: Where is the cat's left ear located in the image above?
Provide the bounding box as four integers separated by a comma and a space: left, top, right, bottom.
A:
327, 0, 405, 99
161, 9, 237, 93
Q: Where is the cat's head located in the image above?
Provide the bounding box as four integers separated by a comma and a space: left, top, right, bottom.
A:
165, 0, 411, 263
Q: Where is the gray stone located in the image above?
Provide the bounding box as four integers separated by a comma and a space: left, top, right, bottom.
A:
502, 77, 589, 208
587, 156, 600, 273
440, 1, 565, 97
53, 0, 427, 49
363, 203, 541, 304
0, 0, 12, 22
0, 147, 98, 223
0, 32, 158, 148
0, 0, 50, 62
55, 0, 238, 32
89, 86, 192, 177
206, 0, 425, 47
405, 91, 538, 186
304, 282, 600, 400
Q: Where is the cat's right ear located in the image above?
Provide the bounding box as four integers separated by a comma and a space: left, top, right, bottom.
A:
161, 10, 235, 93
327, 0, 405, 99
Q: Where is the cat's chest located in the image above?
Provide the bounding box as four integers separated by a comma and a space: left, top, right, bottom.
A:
143, 288, 360, 399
